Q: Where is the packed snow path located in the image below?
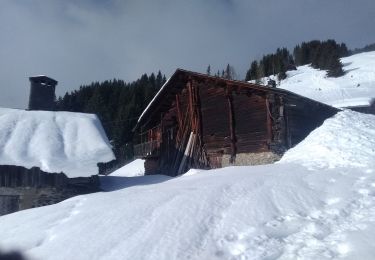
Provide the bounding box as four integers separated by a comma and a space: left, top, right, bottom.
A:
0, 110, 375, 260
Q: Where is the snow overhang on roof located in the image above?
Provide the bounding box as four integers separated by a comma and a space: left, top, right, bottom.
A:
0, 108, 115, 178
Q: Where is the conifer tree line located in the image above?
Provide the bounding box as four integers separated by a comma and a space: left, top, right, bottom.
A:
245, 39, 349, 81
351, 43, 375, 55
56, 71, 166, 162
207, 64, 237, 80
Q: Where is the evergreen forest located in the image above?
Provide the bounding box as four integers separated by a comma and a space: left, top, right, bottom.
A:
245, 39, 349, 81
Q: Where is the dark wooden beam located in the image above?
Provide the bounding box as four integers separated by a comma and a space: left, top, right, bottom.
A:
226, 87, 237, 163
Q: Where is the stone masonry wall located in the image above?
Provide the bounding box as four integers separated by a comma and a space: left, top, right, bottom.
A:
221, 152, 281, 168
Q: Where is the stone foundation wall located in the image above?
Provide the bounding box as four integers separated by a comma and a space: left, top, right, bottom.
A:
221, 152, 281, 167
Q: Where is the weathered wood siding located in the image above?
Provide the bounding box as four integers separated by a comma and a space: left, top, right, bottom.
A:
232, 92, 268, 153
0, 165, 99, 189
199, 83, 230, 167
0, 165, 67, 188
0, 165, 100, 215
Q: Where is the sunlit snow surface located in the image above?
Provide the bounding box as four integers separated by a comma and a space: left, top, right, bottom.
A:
257, 51, 375, 108
279, 110, 375, 169
0, 108, 115, 177
1, 110, 375, 260
109, 159, 145, 177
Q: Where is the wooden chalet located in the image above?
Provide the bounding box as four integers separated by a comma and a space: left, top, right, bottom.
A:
133, 69, 339, 176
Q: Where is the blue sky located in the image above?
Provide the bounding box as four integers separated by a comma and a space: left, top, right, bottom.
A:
0, 0, 374, 108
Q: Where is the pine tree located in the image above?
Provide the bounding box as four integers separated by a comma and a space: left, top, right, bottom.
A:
224, 64, 231, 79
206, 65, 211, 75
327, 53, 344, 77
156, 71, 164, 89
256, 63, 265, 84
245, 61, 258, 81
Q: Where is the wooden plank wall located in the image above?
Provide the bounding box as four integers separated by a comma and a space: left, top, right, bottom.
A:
199, 83, 231, 168
232, 91, 268, 153
199, 83, 270, 167
0, 165, 67, 188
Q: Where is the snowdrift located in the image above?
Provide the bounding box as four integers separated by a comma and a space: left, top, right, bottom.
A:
280, 110, 375, 169
0, 108, 115, 177
0, 111, 375, 260
109, 159, 145, 177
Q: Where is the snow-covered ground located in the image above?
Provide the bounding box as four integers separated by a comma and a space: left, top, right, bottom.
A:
0, 108, 114, 177
109, 159, 145, 177
256, 51, 375, 108
0, 110, 375, 260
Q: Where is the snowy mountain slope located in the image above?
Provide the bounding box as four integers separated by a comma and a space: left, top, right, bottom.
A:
0, 108, 115, 177
257, 51, 375, 108
0, 110, 375, 260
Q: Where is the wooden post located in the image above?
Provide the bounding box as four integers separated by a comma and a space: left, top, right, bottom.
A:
178, 132, 194, 175
226, 87, 237, 164
266, 96, 272, 146
175, 94, 182, 128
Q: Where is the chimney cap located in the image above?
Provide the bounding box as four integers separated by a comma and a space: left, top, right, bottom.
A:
29, 75, 58, 86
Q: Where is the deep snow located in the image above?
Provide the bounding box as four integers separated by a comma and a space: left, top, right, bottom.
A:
0, 110, 375, 260
0, 108, 115, 177
255, 51, 375, 108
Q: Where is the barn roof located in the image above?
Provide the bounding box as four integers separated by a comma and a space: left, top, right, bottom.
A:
135, 69, 339, 130
0, 108, 115, 178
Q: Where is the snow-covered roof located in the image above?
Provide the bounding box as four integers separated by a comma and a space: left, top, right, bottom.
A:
0, 108, 115, 178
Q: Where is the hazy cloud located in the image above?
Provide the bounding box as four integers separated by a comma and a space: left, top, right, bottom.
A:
0, 0, 374, 108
